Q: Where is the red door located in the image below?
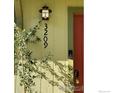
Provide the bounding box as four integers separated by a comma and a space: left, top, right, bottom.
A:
73, 14, 84, 93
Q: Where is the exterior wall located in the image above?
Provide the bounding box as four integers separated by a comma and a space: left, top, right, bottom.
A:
15, 0, 83, 93
67, 0, 84, 7
15, 60, 73, 93
19, 0, 83, 60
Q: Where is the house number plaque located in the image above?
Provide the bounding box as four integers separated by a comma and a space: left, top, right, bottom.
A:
43, 23, 48, 48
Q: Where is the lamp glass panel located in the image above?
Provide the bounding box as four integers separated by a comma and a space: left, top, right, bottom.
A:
42, 13, 45, 18
42, 10, 49, 18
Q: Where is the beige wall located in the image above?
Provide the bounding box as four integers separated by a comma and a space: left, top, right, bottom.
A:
15, 1, 83, 93
67, 0, 84, 6
20, 0, 83, 60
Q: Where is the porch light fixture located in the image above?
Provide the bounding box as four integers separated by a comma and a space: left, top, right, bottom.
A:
39, 5, 52, 20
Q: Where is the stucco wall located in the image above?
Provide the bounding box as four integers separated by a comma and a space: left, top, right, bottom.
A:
18, 0, 83, 60
15, 0, 83, 93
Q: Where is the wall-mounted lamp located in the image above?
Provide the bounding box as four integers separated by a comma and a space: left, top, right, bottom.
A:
39, 5, 52, 20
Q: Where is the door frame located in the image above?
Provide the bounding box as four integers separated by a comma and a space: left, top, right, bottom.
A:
68, 7, 84, 93
68, 7, 83, 58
